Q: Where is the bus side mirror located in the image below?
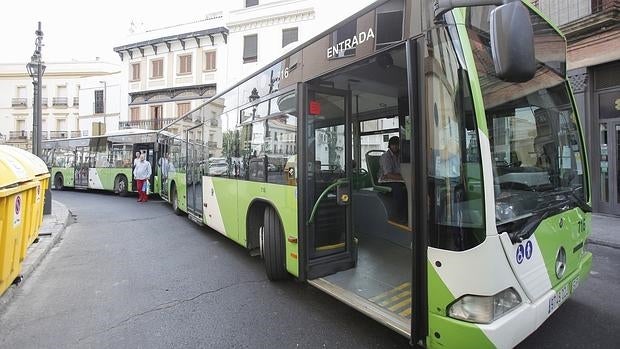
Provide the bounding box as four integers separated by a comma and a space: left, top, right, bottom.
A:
490, 2, 536, 83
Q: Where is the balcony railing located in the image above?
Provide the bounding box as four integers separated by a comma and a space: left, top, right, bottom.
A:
119, 117, 176, 130
11, 98, 27, 107
70, 131, 82, 138
41, 97, 48, 108
534, 0, 608, 26
53, 97, 68, 107
9, 131, 28, 140
49, 131, 68, 139
73, 97, 79, 106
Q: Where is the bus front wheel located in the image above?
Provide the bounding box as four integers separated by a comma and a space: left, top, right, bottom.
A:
54, 173, 64, 190
116, 175, 128, 197
263, 206, 288, 281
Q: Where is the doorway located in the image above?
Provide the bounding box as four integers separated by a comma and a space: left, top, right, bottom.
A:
302, 44, 413, 335
598, 119, 620, 214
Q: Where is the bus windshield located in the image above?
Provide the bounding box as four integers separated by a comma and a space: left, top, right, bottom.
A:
466, 7, 587, 225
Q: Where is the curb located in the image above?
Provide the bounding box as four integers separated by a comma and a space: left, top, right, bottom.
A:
587, 238, 620, 250
0, 200, 71, 314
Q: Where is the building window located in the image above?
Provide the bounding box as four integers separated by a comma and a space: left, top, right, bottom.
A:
243, 34, 258, 63
204, 51, 216, 71
177, 102, 191, 117
94, 90, 104, 114
151, 105, 163, 129
245, 0, 258, 7
130, 107, 141, 121
57, 118, 67, 131
178, 54, 192, 74
151, 59, 163, 79
131, 63, 140, 81
17, 86, 27, 98
282, 27, 298, 48
16, 119, 26, 131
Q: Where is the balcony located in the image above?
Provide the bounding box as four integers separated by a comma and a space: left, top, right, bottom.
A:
11, 98, 27, 108
49, 131, 68, 139
53, 97, 68, 107
41, 98, 48, 108
73, 97, 79, 106
534, 0, 619, 42
70, 131, 82, 138
119, 117, 176, 130
9, 131, 28, 140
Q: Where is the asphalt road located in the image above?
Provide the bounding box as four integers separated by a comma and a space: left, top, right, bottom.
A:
0, 190, 618, 348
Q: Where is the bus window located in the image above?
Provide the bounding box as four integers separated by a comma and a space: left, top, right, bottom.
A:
266, 113, 297, 185
426, 25, 485, 251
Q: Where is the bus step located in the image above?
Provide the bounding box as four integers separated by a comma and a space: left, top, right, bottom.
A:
188, 213, 204, 226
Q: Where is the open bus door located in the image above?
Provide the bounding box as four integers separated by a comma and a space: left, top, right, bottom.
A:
132, 143, 155, 192
298, 39, 426, 341
74, 146, 89, 188
301, 85, 356, 279
186, 124, 205, 222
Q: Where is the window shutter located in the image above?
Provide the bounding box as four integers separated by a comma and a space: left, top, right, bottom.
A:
243, 35, 258, 63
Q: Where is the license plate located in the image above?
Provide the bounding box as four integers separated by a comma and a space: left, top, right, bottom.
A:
548, 276, 579, 314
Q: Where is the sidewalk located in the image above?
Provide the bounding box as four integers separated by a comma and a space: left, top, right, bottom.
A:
590, 214, 620, 249
0, 200, 71, 312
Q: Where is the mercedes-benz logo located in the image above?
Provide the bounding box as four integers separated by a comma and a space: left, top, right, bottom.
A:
555, 247, 567, 279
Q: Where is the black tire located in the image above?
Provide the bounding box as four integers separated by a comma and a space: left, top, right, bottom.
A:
263, 206, 288, 281
54, 173, 64, 190
116, 175, 129, 197
171, 184, 182, 216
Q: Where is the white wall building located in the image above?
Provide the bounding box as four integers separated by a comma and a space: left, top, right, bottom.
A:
0, 61, 121, 150
78, 72, 124, 136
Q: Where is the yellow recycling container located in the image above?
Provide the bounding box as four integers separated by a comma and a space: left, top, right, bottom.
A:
0, 146, 50, 262
0, 148, 38, 295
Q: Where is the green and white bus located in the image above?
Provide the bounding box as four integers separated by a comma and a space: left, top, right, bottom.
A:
161, 1, 593, 347
42, 129, 170, 196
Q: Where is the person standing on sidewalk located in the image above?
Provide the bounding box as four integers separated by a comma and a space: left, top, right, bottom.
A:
133, 153, 152, 203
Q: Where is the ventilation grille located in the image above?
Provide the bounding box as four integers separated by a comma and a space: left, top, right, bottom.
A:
595, 62, 620, 90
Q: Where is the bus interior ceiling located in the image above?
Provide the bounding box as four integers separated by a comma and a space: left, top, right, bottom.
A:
311, 45, 413, 323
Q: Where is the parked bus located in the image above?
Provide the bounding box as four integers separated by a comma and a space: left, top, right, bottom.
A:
43, 129, 170, 196
161, 1, 592, 347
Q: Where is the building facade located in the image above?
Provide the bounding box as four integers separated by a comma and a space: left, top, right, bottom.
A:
0, 61, 122, 150
534, 0, 620, 215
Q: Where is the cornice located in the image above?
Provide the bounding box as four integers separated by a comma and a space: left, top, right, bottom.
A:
227, 8, 315, 33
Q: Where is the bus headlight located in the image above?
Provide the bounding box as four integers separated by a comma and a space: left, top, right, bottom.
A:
447, 288, 521, 324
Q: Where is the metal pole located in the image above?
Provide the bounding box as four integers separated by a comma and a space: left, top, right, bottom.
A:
32, 68, 39, 154
33, 21, 52, 215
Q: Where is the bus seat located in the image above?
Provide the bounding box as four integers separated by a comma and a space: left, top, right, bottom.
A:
365, 150, 391, 193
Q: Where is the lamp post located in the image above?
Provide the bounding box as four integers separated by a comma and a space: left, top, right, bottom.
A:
26, 21, 51, 215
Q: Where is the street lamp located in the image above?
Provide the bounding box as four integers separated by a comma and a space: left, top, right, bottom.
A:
26, 21, 51, 215
27, 54, 46, 156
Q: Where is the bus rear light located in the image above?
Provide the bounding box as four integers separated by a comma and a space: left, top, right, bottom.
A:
447, 288, 521, 324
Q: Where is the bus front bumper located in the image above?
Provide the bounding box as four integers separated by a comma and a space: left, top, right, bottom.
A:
428, 251, 593, 349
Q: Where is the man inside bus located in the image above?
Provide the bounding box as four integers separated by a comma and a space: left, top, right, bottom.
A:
378, 136, 407, 223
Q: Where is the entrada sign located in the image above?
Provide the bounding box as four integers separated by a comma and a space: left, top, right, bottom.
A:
327, 28, 375, 59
